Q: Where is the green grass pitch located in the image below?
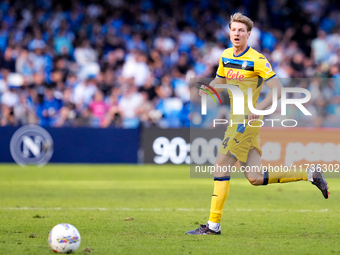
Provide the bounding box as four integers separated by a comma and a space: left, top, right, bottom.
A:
0, 164, 339, 254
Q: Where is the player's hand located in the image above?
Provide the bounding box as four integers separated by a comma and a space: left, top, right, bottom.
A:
199, 85, 209, 96
248, 112, 259, 121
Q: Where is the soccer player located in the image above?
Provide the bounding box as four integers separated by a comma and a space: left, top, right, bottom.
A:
186, 13, 329, 235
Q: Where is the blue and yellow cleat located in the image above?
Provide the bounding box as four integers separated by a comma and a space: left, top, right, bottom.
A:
308, 164, 329, 199
186, 223, 221, 235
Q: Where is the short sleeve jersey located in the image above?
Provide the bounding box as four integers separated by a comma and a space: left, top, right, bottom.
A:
216, 46, 276, 121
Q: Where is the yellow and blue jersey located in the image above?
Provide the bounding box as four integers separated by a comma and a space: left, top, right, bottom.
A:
216, 46, 276, 122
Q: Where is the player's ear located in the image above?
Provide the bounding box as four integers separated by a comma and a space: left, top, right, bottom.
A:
247, 31, 251, 38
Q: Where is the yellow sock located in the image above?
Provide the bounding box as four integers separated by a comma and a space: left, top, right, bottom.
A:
209, 176, 230, 223
264, 169, 308, 184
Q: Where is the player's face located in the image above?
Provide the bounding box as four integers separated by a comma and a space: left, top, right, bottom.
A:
230, 22, 250, 48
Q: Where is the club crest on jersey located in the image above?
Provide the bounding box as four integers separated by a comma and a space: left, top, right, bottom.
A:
242, 61, 248, 70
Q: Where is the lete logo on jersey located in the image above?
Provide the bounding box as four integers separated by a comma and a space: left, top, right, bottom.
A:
226, 69, 245, 81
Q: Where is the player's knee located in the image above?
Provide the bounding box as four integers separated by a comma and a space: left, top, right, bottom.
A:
247, 177, 263, 186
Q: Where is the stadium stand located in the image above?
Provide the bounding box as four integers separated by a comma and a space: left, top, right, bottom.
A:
0, 0, 340, 128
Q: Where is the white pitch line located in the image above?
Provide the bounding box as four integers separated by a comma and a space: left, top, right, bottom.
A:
0, 207, 329, 213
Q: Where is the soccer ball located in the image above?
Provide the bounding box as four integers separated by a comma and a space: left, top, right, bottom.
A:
48, 223, 81, 253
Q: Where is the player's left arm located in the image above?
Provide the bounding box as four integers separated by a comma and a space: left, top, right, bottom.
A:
248, 56, 283, 120
253, 76, 282, 111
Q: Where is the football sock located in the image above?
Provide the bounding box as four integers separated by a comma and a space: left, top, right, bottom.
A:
208, 176, 230, 224
207, 221, 220, 231
263, 169, 308, 185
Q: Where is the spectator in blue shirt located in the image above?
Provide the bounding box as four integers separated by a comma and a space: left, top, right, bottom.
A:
36, 87, 62, 126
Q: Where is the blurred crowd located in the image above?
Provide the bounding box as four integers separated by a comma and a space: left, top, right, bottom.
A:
1, 0, 340, 128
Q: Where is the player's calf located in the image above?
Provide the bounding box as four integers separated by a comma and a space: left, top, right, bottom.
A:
247, 177, 264, 186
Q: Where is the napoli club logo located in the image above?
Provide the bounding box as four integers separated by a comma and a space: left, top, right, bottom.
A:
242, 61, 248, 70
10, 125, 54, 167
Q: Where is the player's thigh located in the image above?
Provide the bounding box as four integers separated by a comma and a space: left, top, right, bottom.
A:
214, 152, 237, 178
221, 123, 261, 163
240, 148, 264, 184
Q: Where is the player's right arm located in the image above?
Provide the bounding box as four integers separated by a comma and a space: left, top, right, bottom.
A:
198, 76, 226, 96
199, 53, 226, 96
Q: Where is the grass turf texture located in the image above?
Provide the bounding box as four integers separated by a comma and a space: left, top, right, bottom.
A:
0, 164, 339, 255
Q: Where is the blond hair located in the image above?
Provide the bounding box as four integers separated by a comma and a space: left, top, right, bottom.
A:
229, 13, 253, 32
